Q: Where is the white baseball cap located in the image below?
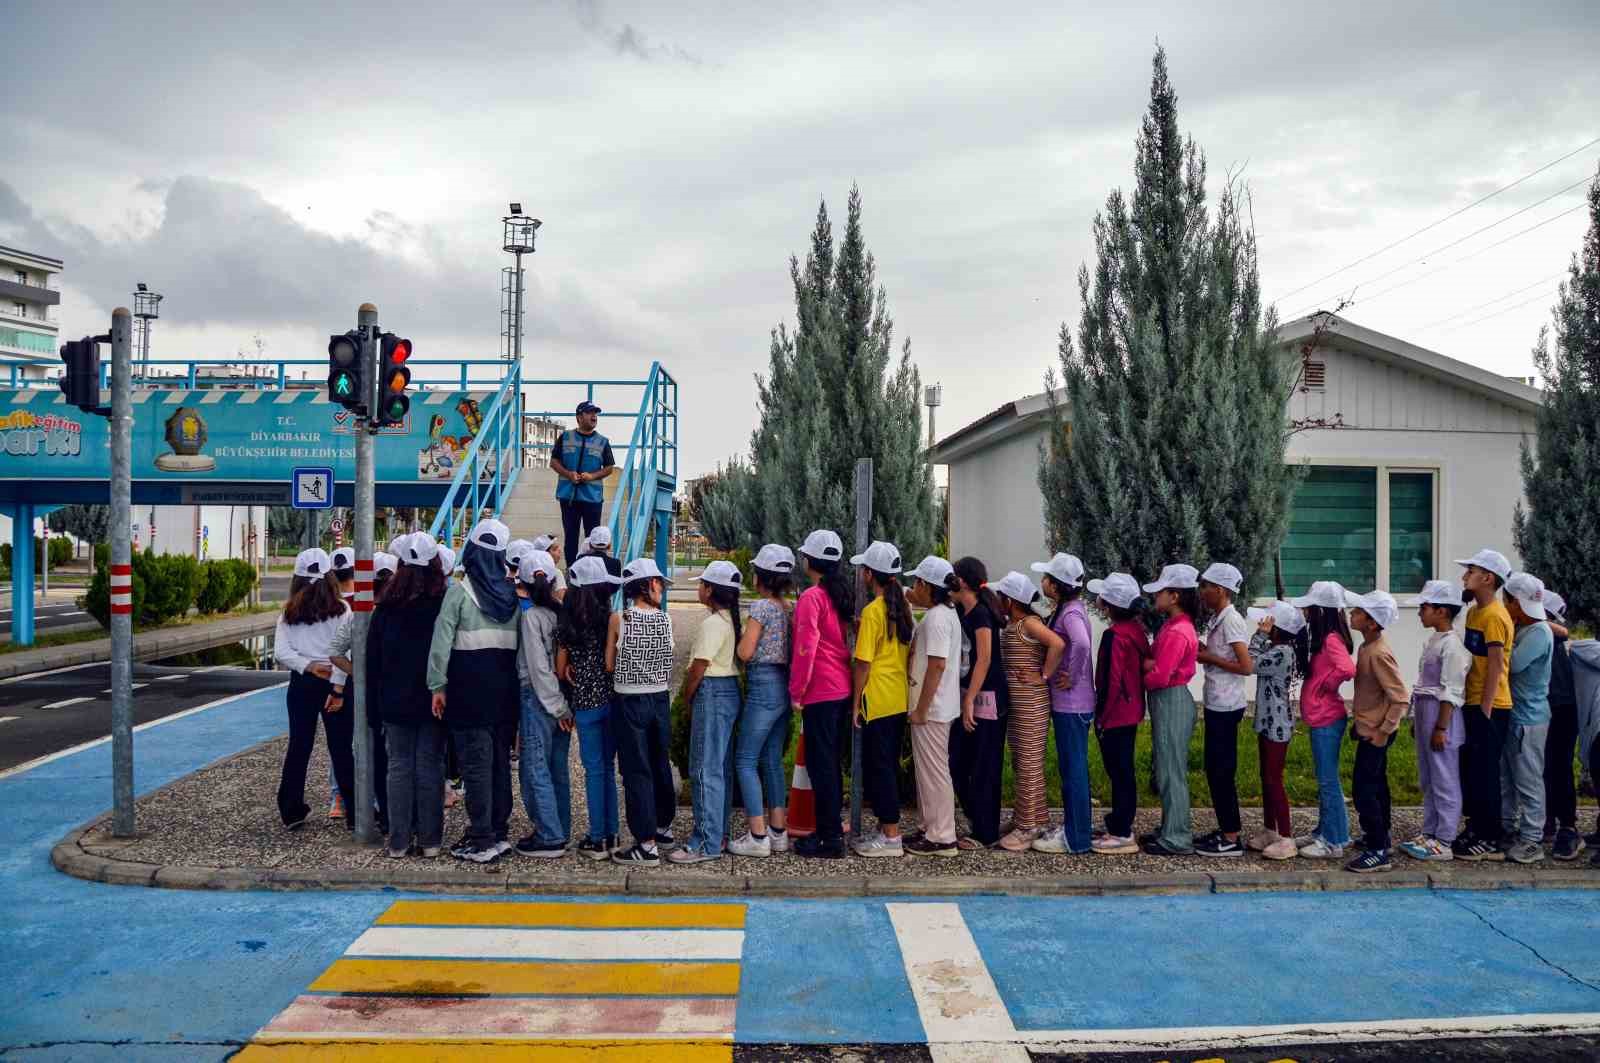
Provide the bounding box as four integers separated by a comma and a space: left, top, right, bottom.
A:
1030, 552, 1085, 588
587, 526, 613, 550
700, 559, 744, 589
753, 543, 797, 573
293, 547, 331, 578
386, 535, 408, 556
373, 552, 399, 577
622, 557, 672, 584
1544, 591, 1567, 623
505, 539, 535, 568
1454, 547, 1512, 582
468, 518, 511, 551
1245, 600, 1308, 635
569, 555, 623, 588
1142, 563, 1199, 594
1087, 572, 1140, 610
1289, 580, 1346, 609
1408, 579, 1461, 609
1504, 572, 1548, 620
400, 533, 439, 568
531, 534, 558, 552
799, 529, 844, 563
1200, 562, 1243, 593
850, 540, 903, 576
909, 555, 954, 587
1344, 588, 1399, 629
437, 545, 458, 573
331, 547, 355, 571
992, 571, 1040, 606
517, 549, 559, 586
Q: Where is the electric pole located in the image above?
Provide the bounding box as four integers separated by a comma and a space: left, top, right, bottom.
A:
110, 308, 135, 836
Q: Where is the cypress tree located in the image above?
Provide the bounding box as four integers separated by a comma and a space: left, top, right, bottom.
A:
1515, 165, 1600, 627
1038, 48, 1297, 596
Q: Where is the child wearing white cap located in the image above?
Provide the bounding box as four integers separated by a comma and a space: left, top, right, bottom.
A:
949, 557, 1011, 851
728, 545, 799, 859
1085, 573, 1149, 855
610, 557, 678, 867
1288, 581, 1356, 859
1344, 590, 1411, 873
582, 525, 622, 580
273, 550, 356, 832
1194, 562, 1253, 859
511, 551, 574, 860
902, 556, 964, 858
1454, 548, 1516, 860
849, 542, 913, 858
672, 560, 745, 864
1140, 564, 1201, 857
1501, 573, 1554, 863
1244, 602, 1309, 860
1031, 553, 1094, 856
992, 571, 1066, 853
1540, 591, 1585, 860
558, 556, 625, 861
790, 530, 855, 860
1398, 580, 1470, 863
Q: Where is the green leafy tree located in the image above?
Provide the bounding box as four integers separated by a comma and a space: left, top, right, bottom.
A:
1038, 48, 1297, 597
1515, 165, 1600, 627
729, 188, 938, 556
47, 505, 109, 565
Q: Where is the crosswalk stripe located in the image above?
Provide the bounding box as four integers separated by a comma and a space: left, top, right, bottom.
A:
260, 994, 737, 1040
887, 902, 1018, 1044
377, 900, 745, 929
347, 927, 744, 962
310, 958, 741, 997
235, 1040, 732, 1061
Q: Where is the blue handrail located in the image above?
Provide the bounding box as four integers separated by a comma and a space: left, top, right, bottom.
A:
605, 362, 678, 573
426, 361, 524, 546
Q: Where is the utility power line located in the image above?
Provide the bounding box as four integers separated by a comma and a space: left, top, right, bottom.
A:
1272, 134, 1599, 304
1440, 286, 1563, 333
1416, 273, 1566, 330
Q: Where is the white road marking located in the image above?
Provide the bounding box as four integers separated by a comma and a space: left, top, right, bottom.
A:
0, 716, 17, 724
0, 662, 102, 686
345, 926, 746, 962
1023, 1013, 1600, 1052
101, 683, 148, 693
152, 674, 187, 682
886, 903, 1018, 1044
40, 696, 95, 710
0, 682, 286, 780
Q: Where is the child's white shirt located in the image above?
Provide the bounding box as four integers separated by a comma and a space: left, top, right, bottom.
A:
1415, 628, 1470, 708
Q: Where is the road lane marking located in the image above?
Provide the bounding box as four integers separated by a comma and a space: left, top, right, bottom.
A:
377, 900, 747, 929
40, 697, 95, 710
0, 716, 16, 724
1020, 1013, 1600, 1052
346, 927, 745, 962
0, 682, 287, 780
101, 683, 148, 693
886, 902, 1018, 1044
152, 675, 187, 682
310, 958, 742, 997
0, 662, 101, 685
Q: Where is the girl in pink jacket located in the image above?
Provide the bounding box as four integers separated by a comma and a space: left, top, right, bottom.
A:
1288, 581, 1356, 858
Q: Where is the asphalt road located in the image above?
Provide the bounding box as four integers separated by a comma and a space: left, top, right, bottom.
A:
0, 574, 291, 637
741, 1042, 1600, 1061
0, 660, 287, 770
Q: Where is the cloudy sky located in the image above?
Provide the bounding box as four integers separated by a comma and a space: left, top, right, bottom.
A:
5, 1, 1597, 478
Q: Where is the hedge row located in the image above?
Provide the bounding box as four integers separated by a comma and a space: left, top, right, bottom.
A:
84, 547, 257, 629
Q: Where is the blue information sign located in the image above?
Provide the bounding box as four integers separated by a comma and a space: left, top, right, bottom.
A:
291, 466, 334, 509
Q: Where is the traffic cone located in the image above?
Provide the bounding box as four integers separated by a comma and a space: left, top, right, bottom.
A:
786, 719, 816, 838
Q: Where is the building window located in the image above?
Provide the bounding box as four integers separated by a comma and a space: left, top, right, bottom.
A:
1388, 470, 1434, 595
1281, 466, 1376, 592
12, 301, 26, 317
12, 270, 26, 285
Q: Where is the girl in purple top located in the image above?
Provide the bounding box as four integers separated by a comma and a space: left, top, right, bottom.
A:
1031, 553, 1095, 855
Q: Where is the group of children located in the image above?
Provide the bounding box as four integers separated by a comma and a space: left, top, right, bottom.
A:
273, 522, 1596, 872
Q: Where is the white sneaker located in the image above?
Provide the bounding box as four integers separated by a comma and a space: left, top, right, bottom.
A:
1092, 834, 1137, 855
1298, 837, 1345, 859
1246, 830, 1281, 852
492, 839, 513, 857
1030, 826, 1068, 853
852, 831, 904, 858
1262, 838, 1297, 861
728, 832, 772, 858
768, 830, 790, 853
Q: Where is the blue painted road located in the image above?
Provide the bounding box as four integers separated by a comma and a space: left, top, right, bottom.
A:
2, 685, 1598, 1059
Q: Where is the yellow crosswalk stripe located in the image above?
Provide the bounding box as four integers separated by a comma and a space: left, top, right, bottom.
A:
310, 957, 741, 997
376, 900, 746, 929
234, 1040, 733, 1061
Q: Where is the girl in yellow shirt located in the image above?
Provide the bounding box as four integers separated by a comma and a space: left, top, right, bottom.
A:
850, 541, 912, 858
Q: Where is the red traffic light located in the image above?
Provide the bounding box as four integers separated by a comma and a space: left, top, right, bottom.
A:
382, 334, 411, 365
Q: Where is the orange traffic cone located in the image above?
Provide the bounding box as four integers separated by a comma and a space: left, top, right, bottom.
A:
785, 719, 816, 838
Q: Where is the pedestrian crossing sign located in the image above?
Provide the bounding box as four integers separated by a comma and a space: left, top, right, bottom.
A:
291, 466, 334, 510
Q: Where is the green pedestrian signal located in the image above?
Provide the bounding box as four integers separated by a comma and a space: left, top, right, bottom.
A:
326, 331, 364, 410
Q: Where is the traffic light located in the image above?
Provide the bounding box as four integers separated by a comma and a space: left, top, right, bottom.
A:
58, 337, 101, 411
327, 330, 363, 409
375, 333, 412, 426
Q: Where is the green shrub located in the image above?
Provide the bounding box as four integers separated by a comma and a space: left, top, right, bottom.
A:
84, 553, 146, 629
48, 536, 72, 568
0, 536, 70, 574
140, 551, 202, 625
196, 558, 256, 614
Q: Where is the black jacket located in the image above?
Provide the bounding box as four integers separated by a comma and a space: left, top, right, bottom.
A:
367, 595, 446, 726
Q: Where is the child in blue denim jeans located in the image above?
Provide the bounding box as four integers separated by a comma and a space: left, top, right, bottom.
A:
729, 544, 797, 858
556, 555, 623, 859
608, 557, 678, 868
514, 550, 573, 859
671, 560, 745, 864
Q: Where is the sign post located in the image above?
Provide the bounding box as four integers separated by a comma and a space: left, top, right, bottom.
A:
109, 307, 135, 837
849, 457, 872, 840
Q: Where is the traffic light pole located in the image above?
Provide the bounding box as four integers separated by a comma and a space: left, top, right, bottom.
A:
109, 308, 135, 837
351, 302, 378, 845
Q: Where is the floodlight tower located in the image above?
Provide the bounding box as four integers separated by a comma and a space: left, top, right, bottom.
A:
133, 282, 162, 382
924, 383, 942, 459
501, 205, 540, 364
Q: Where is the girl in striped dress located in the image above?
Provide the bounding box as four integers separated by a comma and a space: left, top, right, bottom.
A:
991, 571, 1064, 852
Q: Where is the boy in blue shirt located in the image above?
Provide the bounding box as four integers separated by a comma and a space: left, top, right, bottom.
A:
1501, 573, 1553, 864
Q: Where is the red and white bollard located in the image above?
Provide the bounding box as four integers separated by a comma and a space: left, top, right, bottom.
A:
109, 563, 133, 617
353, 557, 374, 613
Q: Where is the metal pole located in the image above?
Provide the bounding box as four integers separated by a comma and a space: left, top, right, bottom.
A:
351, 302, 378, 844
39, 514, 47, 602
512, 252, 523, 365
110, 307, 135, 837
849, 457, 872, 839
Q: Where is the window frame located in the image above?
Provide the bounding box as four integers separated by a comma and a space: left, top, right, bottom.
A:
1275, 459, 1440, 599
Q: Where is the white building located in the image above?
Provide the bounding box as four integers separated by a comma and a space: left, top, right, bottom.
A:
931, 314, 1543, 678
0, 245, 62, 385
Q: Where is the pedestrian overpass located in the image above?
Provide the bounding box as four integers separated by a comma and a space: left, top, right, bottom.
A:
0, 357, 677, 644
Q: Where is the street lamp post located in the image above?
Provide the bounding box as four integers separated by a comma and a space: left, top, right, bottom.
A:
923, 383, 942, 461
501, 205, 540, 365
133, 283, 162, 384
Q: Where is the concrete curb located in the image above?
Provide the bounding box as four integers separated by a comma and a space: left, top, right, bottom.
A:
0, 610, 279, 680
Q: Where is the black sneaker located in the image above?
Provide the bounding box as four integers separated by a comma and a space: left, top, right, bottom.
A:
904, 836, 959, 858
606, 835, 620, 854
283, 808, 310, 831
577, 837, 611, 861
514, 835, 567, 859
612, 843, 661, 867
448, 836, 473, 858
1452, 836, 1503, 861
1137, 831, 1159, 846
1142, 839, 1193, 857
1195, 833, 1244, 858
793, 835, 845, 859
1346, 848, 1392, 873
460, 844, 501, 864
1552, 828, 1585, 862
1584, 829, 1600, 848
